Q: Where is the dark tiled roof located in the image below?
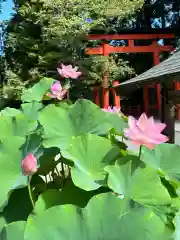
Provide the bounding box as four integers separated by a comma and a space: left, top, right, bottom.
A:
117, 50, 180, 88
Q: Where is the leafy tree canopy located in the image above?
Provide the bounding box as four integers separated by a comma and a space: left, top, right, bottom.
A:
1, 0, 143, 99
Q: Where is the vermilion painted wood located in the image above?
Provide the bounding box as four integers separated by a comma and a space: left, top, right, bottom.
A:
128, 40, 134, 47
87, 33, 174, 112
112, 81, 120, 109
102, 43, 110, 107
93, 87, 100, 107
143, 41, 162, 114
153, 41, 161, 113
86, 45, 173, 55
102, 88, 109, 109
175, 82, 180, 120
87, 33, 174, 40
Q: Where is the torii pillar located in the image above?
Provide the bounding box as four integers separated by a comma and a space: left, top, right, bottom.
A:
143, 41, 161, 114
87, 33, 174, 111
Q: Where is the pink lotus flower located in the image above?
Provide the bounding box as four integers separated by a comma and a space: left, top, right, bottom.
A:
46, 81, 68, 100
57, 64, 82, 79
22, 154, 37, 176
124, 113, 169, 149
102, 106, 120, 114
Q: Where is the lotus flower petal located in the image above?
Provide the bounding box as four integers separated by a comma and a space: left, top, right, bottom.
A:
56, 89, 67, 100
46, 93, 57, 98
47, 81, 67, 101
125, 113, 168, 149
51, 81, 62, 94
21, 154, 37, 176
57, 64, 82, 79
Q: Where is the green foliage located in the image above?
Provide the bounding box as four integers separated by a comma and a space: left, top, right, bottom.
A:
2, 70, 26, 100
1, 0, 143, 99
0, 136, 26, 207
1, 221, 26, 240
105, 160, 171, 206
2, 0, 180, 100
84, 55, 135, 85
24, 193, 172, 240
0, 80, 180, 239
61, 134, 120, 190
38, 99, 125, 149
21, 77, 55, 102
141, 144, 180, 183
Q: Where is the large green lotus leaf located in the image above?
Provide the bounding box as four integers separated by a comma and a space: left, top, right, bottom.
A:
0, 137, 26, 208
21, 132, 42, 160
171, 197, 180, 210
39, 99, 125, 149
21, 102, 43, 120
61, 134, 120, 190
1, 221, 26, 240
141, 144, 180, 183
34, 179, 107, 214
21, 78, 55, 102
71, 167, 100, 190
0, 216, 6, 233
105, 157, 132, 196
0, 136, 25, 151
24, 193, 172, 240
69, 99, 124, 135
1, 102, 43, 119
12, 114, 37, 137
1, 108, 21, 117
55, 101, 71, 110
39, 104, 75, 149
105, 158, 171, 206
105, 112, 127, 134
0, 115, 37, 138
0, 117, 14, 137
2, 187, 32, 224
173, 212, 180, 240
131, 166, 171, 205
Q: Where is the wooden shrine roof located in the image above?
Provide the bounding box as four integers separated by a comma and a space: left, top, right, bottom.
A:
116, 50, 180, 92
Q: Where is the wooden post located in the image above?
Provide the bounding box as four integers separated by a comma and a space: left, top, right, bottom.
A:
143, 41, 161, 114
86, 34, 174, 110
175, 82, 180, 120
143, 86, 149, 114
102, 88, 109, 109
112, 80, 120, 108
93, 87, 100, 106
102, 42, 109, 108
160, 81, 175, 143
102, 42, 109, 88
128, 39, 134, 47
153, 41, 161, 112
160, 85, 165, 123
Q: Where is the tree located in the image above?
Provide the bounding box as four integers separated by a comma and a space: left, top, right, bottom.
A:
2, 0, 143, 99
101, 0, 180, 81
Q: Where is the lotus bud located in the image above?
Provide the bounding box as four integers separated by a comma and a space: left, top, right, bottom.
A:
21, 154, 37, 176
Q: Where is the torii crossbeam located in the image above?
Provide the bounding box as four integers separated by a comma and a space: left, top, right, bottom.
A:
86, 32, 174, 112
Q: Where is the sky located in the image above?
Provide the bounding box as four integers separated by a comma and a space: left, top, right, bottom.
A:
0, 0, 14, 21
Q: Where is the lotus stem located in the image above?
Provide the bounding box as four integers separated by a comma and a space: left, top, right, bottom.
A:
28, 176, 35, 208
61, 162, 65, 178
138, 145, 142, 160
55, 166, 61, 177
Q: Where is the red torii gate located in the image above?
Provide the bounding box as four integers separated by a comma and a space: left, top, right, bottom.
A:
86, 32, 174, 113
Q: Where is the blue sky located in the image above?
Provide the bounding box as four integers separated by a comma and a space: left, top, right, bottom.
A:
0, 0, 14, 20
